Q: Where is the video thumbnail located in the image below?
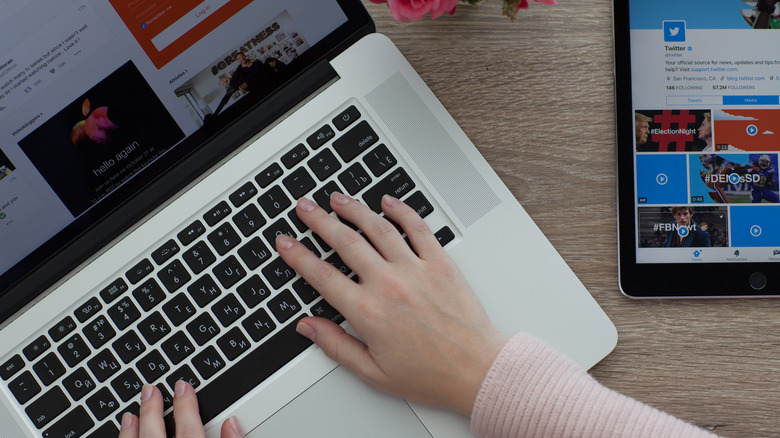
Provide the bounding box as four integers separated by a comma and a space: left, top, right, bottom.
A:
635, 109, 710, 152
638, 206, 729, 248
0, 148, 15, 182
690, 153, 779, 204
174, 11, 309, 127
18, 61, 184, 216
712, 109, 780, 151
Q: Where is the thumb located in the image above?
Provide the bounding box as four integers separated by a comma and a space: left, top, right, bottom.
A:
220, 416, 244, 438
296, 317, 381, 382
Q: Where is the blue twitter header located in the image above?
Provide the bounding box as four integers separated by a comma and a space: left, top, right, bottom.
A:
630, 0, 761, 29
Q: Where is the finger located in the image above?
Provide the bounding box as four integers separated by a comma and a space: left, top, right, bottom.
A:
295, 197, 386, 274
220, 416, 245, 438
118, 413, 139, 438
381, 195, 442, 260
296, 317, 383, 386
329, 192, 415, 262
138, 385, 165, 438
276, 234, 358, 316
172, 381, 206, 438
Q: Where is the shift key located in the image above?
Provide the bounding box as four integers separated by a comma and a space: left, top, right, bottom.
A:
362, 168, 416, 213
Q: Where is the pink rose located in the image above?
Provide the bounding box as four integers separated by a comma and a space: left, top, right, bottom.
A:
370, 0, 459, 21
515, 0, 558, 10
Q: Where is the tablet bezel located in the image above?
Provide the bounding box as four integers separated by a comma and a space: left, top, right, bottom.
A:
613, 1, 780, 298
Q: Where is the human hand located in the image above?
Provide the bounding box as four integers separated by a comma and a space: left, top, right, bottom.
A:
117, 381, 244, 438
276, 193, 508, 416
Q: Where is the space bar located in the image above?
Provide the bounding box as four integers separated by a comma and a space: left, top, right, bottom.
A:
165, 315, 312, 436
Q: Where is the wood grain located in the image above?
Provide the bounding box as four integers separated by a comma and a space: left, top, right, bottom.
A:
363, 1, 780, 436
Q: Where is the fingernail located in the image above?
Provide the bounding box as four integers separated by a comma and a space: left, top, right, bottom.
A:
331, 191, 351, 206
382, 194, 399, 207
141, 384, 154, 403
120, 412, 135, 431
230, 416, 244, 435
296, 320, 316, 342
298, 197, 316, 212
175, 380, 187, 398
276, 234, 295, 250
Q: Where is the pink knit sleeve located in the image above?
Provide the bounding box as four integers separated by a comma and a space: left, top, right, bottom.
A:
470, 333, 718, 438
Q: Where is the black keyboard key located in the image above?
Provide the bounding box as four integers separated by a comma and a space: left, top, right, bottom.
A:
74, 297, 103, 323
86, 387, 120, 420
163, 293, 197, 326
292, 277, 320, 304
306, 124, 336, 149
232, 204, 266, 237
311, 299, 345, 324
325, 252, 352, 277
435, 226, 455, 247
136, 350, 170, 383
182, 240, 217, 274
339, 162, 373, 195
157, 260, 191, 294
26, 386, 70, 429
287, 209, 308, 233
237, 237, 272, 270
268, 290, 302, 324
138, 311, 172, 345
229, 181, 258, 208
308, 149, 342, 181
1, 354, 24, 380
257, 185, 291, 218
157, 383, 174, 411
203, 201, 232, 227
9, 370, 41, 404
178, 220, 206, 247
333, 121, 378, 162
33, 352, 66, 386
208, 222, 242, 256
152, 239, 180, 265
58, 334, 91, 368
87, 350, 121, 382
188, 274, 222, 307
333, 105, 361, 131
126, 258, 154, 285
111, 368, 143, 402
255, 163, 283, 188
186, 313, 220, 346
363, 143, 397, 177
213, 255, 247, 289
242, 308, 276, 342
134, 278, 169, 311
282, 167, 316, 199
236, 275, 272, 308
86, 422, 119, 438
166, 364, 200, 393
312, 181, 343, 214
262, 218, 297, 250
161, 331, 195, 365
212, 294, 246, 327
261, 257, 296, 290
281, 143, 310, 169
115, 403, 140, 427
362, 167, 416, 213
42, 406, 93, 438
300, 237, 322, 258
192, 346, 226, 380
62, 367, 95, 401
82, 316, 116, 349
404, 190, 435, 219
217, 327, 251, 361
107, 296, 141, 331
192, 318, 311, 427
99, 278, 128, 304
23, 335, 51, 361
113, 331, 146, 364
49, 316, 77, 342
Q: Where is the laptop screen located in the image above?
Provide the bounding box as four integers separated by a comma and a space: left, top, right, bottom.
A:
0, 0, 370, 305
629, 0, 780, 264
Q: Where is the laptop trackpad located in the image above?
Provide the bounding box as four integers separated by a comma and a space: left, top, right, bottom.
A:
248, 365, 433, 437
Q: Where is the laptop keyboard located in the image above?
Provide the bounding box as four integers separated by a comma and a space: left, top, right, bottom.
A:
0, 103, 455, 438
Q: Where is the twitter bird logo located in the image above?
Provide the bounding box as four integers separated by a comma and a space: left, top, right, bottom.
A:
663, 21, 686, 42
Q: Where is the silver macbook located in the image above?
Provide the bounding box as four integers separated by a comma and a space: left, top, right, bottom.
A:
0, 1, 617, 437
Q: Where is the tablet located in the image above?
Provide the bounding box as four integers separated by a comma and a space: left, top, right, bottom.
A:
614, 0, 780, 298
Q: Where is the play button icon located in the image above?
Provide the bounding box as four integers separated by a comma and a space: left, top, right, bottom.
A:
656, 173, 668, 185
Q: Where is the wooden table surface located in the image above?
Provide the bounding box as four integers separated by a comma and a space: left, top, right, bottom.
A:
363, 1, 780, 436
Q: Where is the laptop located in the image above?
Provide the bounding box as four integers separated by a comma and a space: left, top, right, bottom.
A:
0, 1, 617, 437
